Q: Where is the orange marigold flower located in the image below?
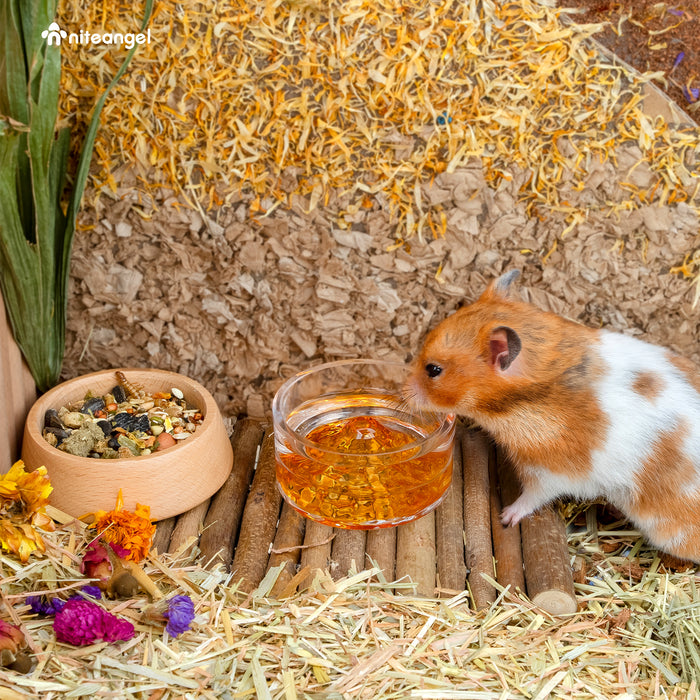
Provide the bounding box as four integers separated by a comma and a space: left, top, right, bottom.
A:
89, 490, 155, 563
0, 461, 55, 563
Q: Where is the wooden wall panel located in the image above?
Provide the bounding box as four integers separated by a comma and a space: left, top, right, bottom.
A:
0, 291, 37, 471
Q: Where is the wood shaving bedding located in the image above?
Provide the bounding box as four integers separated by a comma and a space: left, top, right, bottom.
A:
56, 0, 699, 418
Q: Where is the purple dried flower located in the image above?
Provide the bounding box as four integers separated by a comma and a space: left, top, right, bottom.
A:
27, 597, 46, 615
683, 86, 700, 103
29, 585, 101, 617
672, 52, 685, 70
28, 596, 65, 616
80, 585, 102, 600
28, 596, 51, 615
53, 598, 134, 646
164, 595, 195, 637
668, 8, 684, 16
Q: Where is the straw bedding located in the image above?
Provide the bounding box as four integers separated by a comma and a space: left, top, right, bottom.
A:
1, 504, 698, 698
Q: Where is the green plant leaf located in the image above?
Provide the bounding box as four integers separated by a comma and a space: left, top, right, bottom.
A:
0, 0, 154, 391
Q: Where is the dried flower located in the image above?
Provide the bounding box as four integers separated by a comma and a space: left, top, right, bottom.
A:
29, 586, 102, 618
81, 540, 114, 584
164, 595, 195, 637
28, 595, 66, 616
53, 598, 134, 646
0, 619, 31, 673
79, 585, 102, 600
108, 541, 130, 559
0, 619, 25, 656
89, 490, 155, 562
0, 461, 55, 562
683, 85, 700, 103
672, 52, 685, 70
81, 539, 143, 598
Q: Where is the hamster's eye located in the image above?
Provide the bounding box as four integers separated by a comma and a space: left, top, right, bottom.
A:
425, 363, 443, 378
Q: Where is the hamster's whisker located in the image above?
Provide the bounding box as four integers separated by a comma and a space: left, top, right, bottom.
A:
393, 397, 413, 415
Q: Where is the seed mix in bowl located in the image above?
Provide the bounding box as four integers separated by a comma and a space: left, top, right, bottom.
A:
41, 371, 204, 459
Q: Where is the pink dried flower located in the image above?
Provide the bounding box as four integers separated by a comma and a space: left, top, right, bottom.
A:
108, 542, 130, 559
81, 541, 114, 584
0, 619, 25, 655
0, 619, 30, 673
53, 598, 134, 646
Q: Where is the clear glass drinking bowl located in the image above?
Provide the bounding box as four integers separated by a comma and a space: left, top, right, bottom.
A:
272, 359, 456, 529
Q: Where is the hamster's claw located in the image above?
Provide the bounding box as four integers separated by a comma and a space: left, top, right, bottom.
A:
500, 494, 539, 527
500, 503, 523, 527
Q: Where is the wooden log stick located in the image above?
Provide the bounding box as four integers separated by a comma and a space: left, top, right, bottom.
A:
520, 504, 577, 615
230, 429, 283, 592
168, 499, 210, 557
462, 428, 497, 610
490, 448, 526, 595
298, 520, 335, 590
330, 529, 366, 580
365, 527, 396, 584
267, 501, 307, 597
152, 517, 176, 555
436, 433, 467, 596
199, 419, 264, 569
395, 512, 436, 597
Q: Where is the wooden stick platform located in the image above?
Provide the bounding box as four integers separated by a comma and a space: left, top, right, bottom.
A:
154, 418, 577, 614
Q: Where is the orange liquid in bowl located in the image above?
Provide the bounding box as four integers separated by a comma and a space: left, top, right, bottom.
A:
275, 395, 454, 529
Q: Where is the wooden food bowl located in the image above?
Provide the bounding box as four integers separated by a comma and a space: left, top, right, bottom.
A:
21, 368, 233, 521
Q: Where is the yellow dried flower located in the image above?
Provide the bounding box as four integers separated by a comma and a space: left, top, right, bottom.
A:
90, 490, 155, 563
0, 461, 55, 563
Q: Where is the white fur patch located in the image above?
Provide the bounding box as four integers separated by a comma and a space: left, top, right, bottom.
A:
590, 331, 700, 507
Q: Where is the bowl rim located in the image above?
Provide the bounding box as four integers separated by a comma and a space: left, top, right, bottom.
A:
25, 367, 218, 465
272, 358, 455, 457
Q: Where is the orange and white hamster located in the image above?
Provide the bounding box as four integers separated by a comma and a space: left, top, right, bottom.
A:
404, 270, 700, 562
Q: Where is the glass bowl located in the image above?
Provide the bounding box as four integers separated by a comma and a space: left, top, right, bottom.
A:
272, 359, 455, 529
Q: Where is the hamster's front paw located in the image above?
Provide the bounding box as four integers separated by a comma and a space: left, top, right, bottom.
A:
500, 494, 539, 527
500, 503, 524, 527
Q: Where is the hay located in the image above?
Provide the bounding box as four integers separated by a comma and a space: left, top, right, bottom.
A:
1, 506, 698, 698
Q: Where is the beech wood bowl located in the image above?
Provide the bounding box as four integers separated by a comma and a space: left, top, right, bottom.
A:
21, 368, 233, 521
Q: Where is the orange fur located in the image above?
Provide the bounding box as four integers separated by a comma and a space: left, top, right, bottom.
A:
633, 421, 700, 559
667, 353, 700, 395
633, 421, 696, 518
631, 371, 664, 401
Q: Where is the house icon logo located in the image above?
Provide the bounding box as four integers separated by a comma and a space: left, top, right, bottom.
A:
41, 22, 67, 45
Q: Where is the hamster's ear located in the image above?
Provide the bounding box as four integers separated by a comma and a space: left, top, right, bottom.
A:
480, 269, 521, 301
489, 326, 521, 371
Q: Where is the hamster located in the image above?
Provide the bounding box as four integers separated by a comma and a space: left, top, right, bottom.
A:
404, 269, 700, 563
